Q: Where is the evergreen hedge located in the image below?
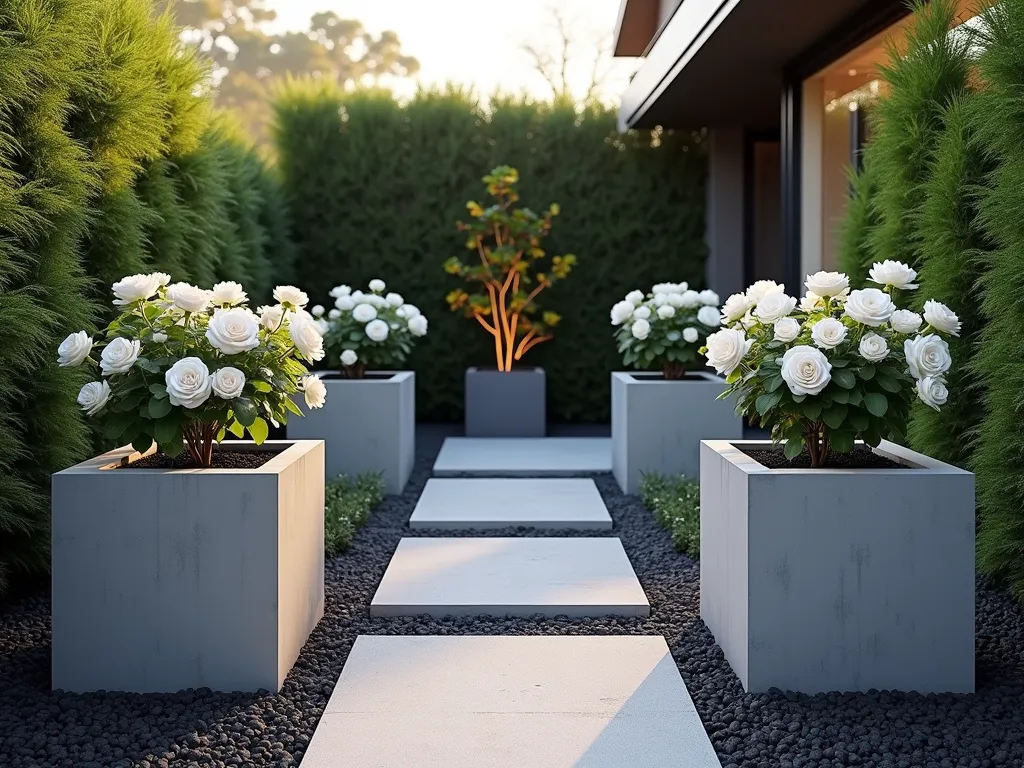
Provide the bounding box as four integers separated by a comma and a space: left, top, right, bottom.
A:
273, 83, 707, 422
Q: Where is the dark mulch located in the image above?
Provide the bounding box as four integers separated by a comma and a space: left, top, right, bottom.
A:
741, 444, 907, 470
119, 450, 282, 470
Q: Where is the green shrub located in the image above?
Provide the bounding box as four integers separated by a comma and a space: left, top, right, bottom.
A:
325, 473, 386, 557
638, 473, 700, 557
836, 155, 879, 285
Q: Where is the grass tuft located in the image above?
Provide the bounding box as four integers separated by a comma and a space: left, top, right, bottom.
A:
324, 473, 386, 558
638, 472, 700, 558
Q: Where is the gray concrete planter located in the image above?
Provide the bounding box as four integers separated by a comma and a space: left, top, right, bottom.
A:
699, 439, 975, 694
287, 371, 415, 494
51, 440, 325, 694
611, 371, 740, 494
465, 367, 546, 437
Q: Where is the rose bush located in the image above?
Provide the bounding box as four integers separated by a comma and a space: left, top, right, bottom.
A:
611, 282, 721, 379
57, 275, 326, 468
317, 279, 428, 378
701, 263, 960, 467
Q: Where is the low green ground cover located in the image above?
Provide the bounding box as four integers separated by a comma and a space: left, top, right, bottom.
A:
325, 473, 386, 557
639, 473, 700, 558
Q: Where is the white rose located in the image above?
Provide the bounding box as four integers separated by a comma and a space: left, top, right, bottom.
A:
350, 290, 366, 301
368, 279, 386, 293
152, 332, 168, 343
625, 290, 645, 306
112, 273, 162, 306
799, 292, 823, 312
290, 313, 326, 362
408, 315, 428, 337
329, 285, 351, 298
904, 334, 951, 380
210, 281, 248, 306
780, 345, 833, 396
206, 308, 261, 355
704, 328, 752, 376
683, 327, 699, 343
211, 367, 246, 399
335, 296, 356, 312
657, 305, 676, 319
721, 292, 752, 323
633, 306, 652, 320
402, 304, 421, 319
273, 285, 309, 308
311, 304, 325, 317
328, 308, 341, 320
804, 271, 849, 297
653, 293, 670, 308
678, 290, 701, 309
916, 376, 949, 412
773, 317, 801, 342
810, 317, 848, 349
386, 292, 404, 307
890, 309, 923, 334
631, 319, 651, 340
100, 337, 141, 375
340, 349, 358, 366
868, 260, 918, 291
859, 332, 890, 362
165, 357, 212, 409
77, 380, 111, 416
352, 303, 377, 323
300, 374, 327, 409
365, 318, 389, 342
697, 305, 721, 327
610, 300, 634, 326
150, 272, 172, 287
923, 300, 961, 336
746, 280, 785, 303
754, 292, 797, 324
652, 282, 677, 295
698, 289, 720, 306
666, 292, 685, 308
58, 331, 93, 367
167, 282, 211, 313
259, 305, 288, 331
843, 288, 896, 327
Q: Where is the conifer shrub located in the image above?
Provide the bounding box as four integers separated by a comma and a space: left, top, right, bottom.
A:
836, 154, 880, 286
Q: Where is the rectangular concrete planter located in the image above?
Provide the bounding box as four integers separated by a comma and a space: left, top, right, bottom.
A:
611, 371, 741, 494
51, 440, 325, 694
700, 439, 975, 694
465, 367, 546, 437
287, 371, 415, 494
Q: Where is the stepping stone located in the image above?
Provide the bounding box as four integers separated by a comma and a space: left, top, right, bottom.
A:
408, 478, 612, 530
301, 635, 722, 768
432, 437, 612, 477
370, 537, 649, 618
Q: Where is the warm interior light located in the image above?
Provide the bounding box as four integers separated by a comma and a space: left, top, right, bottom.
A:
848, 68, 858, 76
849, 101, 859, 112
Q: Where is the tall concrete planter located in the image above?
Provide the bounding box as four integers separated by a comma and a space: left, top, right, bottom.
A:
51, 440, 325, 694
465, 367, 546, 437
287, 371, 415, 494
611, 371, 740, 494
700, 439, 975, 695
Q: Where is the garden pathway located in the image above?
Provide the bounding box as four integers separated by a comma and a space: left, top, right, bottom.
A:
302, 436, 722, 767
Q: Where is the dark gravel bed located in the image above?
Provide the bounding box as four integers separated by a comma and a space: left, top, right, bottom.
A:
2, 446, 1024, 768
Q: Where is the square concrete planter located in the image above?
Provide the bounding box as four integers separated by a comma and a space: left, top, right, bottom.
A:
611, 371, 741, 494
465, 367, 545, 437
700, 439, 975, 694
287, 371, 415, 494
51, 440, 325, 694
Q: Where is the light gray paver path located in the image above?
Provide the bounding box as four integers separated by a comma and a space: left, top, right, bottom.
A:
369, 537, 650, 618
300, 635, 722, 768
432, 437, 612, 476
408, 478, 612, 530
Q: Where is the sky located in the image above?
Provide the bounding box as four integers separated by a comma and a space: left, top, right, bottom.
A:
263, 0, 636, 103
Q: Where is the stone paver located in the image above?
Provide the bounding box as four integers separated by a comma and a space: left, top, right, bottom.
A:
408, 478, 612, 530
301, 635, 722, 768
369, 537, 649, 618
432, 437, 612, 477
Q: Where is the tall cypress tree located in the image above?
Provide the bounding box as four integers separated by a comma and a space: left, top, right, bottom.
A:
837, 153, 880, 285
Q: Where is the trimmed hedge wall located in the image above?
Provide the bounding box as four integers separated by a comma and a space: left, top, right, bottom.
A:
274, 83, 707, 423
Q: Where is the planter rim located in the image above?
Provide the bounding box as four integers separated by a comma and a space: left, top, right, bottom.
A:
316, 370, 413, 384
55, 439, 324, 476
613, 370, 724, 384
466, 366, 544, 374
701, 439, 972, 476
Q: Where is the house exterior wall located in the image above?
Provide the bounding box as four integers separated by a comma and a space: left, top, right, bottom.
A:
705, 128, 745, 298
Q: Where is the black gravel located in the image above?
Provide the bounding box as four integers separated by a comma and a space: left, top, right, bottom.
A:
2, 441, 1024, 768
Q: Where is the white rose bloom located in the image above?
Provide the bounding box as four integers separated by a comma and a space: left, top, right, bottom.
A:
211, 367, 246, 399
328, 308, 341, 320
631, 318, 651, 340
780, 345, 833, 396
746, 280, 785, 303
165, 357, 212, 409
57, 331, 93, 367
340, 349, 358, 366
210, 281, 248, 306
300, 374, 327, 409
329, 285, 351, 298
657, 305, 676, 319
352, 303, 377, 323
368, 279, 386, 293
259, 304, 287, 331
167, 282, 212, 313
890, 309, 923, 334
206, 308, 261, 355
754, 292, 797, 324
365, 318, 389, 342
335, 296, 356, 312
290, 313, 326, 362
633, 306, 652, 321
679, 290, 702, 309
315, 318, 330, 335
653, 293, 670, 307
386, 292, 404, 307
805, 271, 850, 297
869, 260, 918, 291
810, 317, 848, 349
311, 304, 325, 318
859, 332, 890, 362
273, 285, 309, 308
100, 337, 141, 375
704, 328, 752, 376
402, 304, 421, 319
773, 317, 801, 343
904, 334, 952, 380
350, 290, 366, 301
610, 300, 634, 326
112, 273, 162, 306
683, 327, 699, 343
843, 288, 896, 327
625, 290, 645, 306
150, 271, 172, 287
368, 293, 389, 308
923, 299, 961, 336
652, 283, 676, 295
152, 332, 168, 343
408, 314, 428, 337
77, 380, 111, 416
916, 376, 949, 412
666, 292, 686, 308
721, 292, 752, 323
698, 289, 720, 306
697, 305, 722, 327
799, 292, 823, 312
